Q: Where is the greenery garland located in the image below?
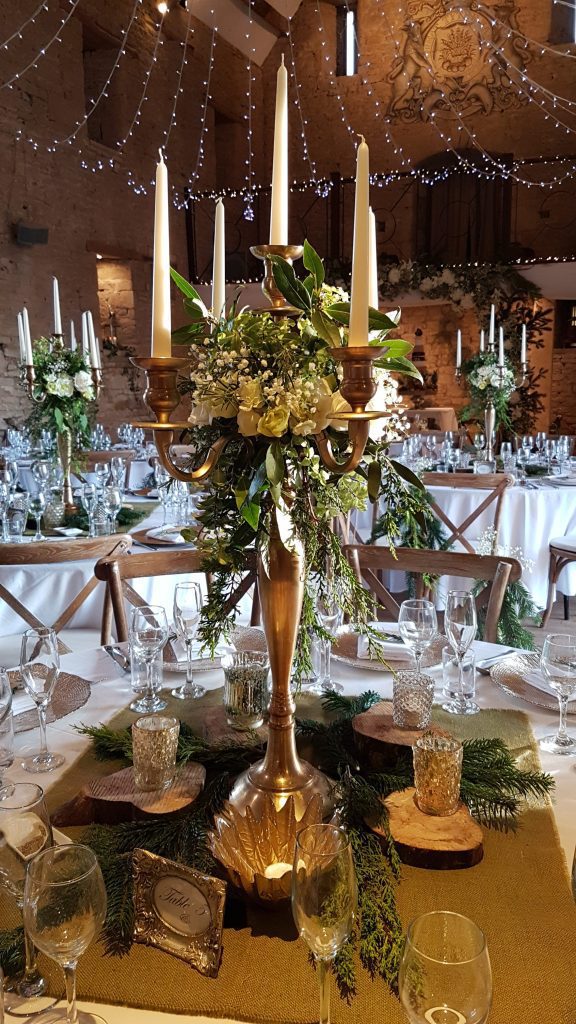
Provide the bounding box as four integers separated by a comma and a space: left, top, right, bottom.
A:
0, 697, 549, 997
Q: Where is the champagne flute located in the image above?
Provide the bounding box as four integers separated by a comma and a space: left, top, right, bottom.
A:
443, 590, 477, 715
103, 485, 121, 534
172, 582, 205, 699
398, 599, 438, 672
539, 633, 576, 755
29, 491, 46, 542
24, 843, 108, 1024
129, 606, 169, 713
0, 783, 57, 1016
399, 911, 492, 1024
0, 670, 14, 796
292, 824, 356, 1024
0, 482, 10, 542
81, 483, 97, 538
20, 627, 65, 772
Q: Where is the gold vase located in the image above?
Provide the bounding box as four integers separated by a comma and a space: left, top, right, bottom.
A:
57, 430, 77, 513
227, 506, 332, 819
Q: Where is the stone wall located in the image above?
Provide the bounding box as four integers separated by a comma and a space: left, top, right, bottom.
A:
551, 349, 576, 434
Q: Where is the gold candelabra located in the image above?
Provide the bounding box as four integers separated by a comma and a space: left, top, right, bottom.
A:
455, 346, 527, 465
131, 246, 388, 819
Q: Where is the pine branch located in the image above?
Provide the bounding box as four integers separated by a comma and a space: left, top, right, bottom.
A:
0, 925, 24, 976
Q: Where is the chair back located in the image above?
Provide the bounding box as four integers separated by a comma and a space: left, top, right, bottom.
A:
94, 548, 259, 644
344, 544, 522, 643
420, 472, 514, 554
0, 534, 132, 651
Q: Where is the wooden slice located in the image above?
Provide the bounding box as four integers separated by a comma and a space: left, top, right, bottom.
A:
371, 788, 483, 870
202, 705, 268, 747
352, 701, 450, 768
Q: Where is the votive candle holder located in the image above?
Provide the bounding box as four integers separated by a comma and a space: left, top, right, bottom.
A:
392, 670, 435, 729
413, 733, 463, 816
132, 715, 180, 791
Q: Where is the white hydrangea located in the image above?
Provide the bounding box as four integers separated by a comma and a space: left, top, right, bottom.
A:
46, 372, 74, 398
73, 370, 94, 398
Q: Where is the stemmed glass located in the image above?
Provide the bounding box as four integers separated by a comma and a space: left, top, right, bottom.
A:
29, 491, 46, 542
110, 456, 126, 495
94, 463, 110, 491
0, 669, 14, 795
24, 843, 108, 1024
539, 633, 576, 755
304, 592, 343, 696
172, 582, 205, 699
20, 627, 65, 772
103, 485, 122, 533
0, 783, 57, 1017
443, 589, 477, 715
129, 605, 169, 713
292, 824, 357, 1024
0, 481, 10, 542
398, 599, 438, 672
81, 483, 98, 538
399, 911, 492, 1024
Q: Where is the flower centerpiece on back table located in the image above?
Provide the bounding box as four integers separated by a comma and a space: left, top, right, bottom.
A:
170, 241, 424, 678
459, 350, 517, 435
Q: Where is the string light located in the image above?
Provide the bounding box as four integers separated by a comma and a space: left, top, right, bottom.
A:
243, 0, 256, 221
173, 24, 217, 209
287, 14, 318, 188
1, 0, 82, 91
0, 0, 50, 52
161, 0, 194, 152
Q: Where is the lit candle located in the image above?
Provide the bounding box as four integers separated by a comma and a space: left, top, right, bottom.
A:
498, 325, 505, 367
456, 329, 462, 369
368, 206, 378, 310
263, 862, 292, 880
22, 307, 33, 365
488, 303, 495, 351
87, 311, 101, 369
212, 198, 226, 320
269, 56, 288, 245
70, 320, 77, 352
81, 312, 92, 366
349, 135, 370, 347
17, 312, 26, 362
521, 323, 527, 366
151, 149, 172, 357
52, 276, 62, 336
479, 329, 485, 353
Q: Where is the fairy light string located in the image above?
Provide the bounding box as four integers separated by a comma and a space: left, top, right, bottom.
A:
162, 0, 194, 153
173, 23, 217, 209
2, 0, 82, 91
1, 0, 50, 52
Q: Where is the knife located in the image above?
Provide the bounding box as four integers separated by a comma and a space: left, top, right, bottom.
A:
103, 645, 131, 674
476, 649, 515, 675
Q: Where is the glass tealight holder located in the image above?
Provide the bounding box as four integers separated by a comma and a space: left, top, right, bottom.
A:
129, 646, 166, 713
222, 650, 269, 731
132, 716, 180, 792
442, 647, 478, 715
413, 733, 463, 816
392, 670, 435, 729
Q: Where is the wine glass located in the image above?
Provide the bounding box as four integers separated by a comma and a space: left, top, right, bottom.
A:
0, 783, 57, 1016
399, 911, 492, 1024
81, 483, 98, 538
0, 481, 10, 542
292, 824, 357, 1024
0, 670, 14, 796
443, 590, 477, 715
93, 463, 110, 491
129, 605, 169, 713
20, 627, 65, 772
110, 456, 126, 494
23, 843, 108, 1024
539, 634, 576, 755
473, 433, 485, 456
29, 491, 46, 542
103, 485, 122, 533
398, 599, 438, 672
172, 582, 205, 699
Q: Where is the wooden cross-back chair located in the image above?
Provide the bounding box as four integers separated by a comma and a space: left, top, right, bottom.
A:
344, 544, 522, 644
420, 473, 514, 555
0, 534, 132, 652
94, 548, 260, 644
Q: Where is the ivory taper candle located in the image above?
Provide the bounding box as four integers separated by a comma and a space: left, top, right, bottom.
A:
151, 149, 172, 356
349, 136, 370, 347
368, 207, 378, 310
212, 198, 226, 321
52, 276, 62, 336
22, 307, 33, 365
269, 56, 288, 245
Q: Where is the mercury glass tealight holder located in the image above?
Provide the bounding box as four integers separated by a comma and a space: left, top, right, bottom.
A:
132, 716, 180, 792
222, 650, 269, 731
392, 670, 435, 729
413, 733, 464, 816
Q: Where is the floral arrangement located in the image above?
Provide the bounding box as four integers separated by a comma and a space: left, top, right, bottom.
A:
378, 259, 540, 312
24, 337, 95, 445
171, 242, 425, 672
459, 351, 517, 432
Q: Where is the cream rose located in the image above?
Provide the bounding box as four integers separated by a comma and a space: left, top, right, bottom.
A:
258, 405, 290, 437
237, 408, 260, 436
238, 378, 263, 410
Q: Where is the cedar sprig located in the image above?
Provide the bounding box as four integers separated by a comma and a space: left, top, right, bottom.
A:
77, 722, 265, 773
0, 925, 24, 976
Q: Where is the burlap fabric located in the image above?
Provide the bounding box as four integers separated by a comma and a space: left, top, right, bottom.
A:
10, 691, 576, 1023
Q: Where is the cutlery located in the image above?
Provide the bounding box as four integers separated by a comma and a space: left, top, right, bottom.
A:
103, 644, 131, 674
476, 648, 515, 674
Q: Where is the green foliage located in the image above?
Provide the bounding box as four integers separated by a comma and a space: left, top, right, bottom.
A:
475, 578, 540, 650
0, 925, 25, 976
24, 337, 96, 448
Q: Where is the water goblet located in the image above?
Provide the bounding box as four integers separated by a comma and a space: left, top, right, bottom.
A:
31, 461, 51, 487
292, 824, 357, 1024
2, 460, 19, 493
539, 633, 576, 755
536, 430, 547, 457
172, 582, 205, 699
500, 441, 513, 460
110, 456, 126, 494
24, 843, 108, 1024
20, 627, 65, 772
80, 483, 97, 538
103, 485, 122, 533
129, 606, 169, 713
398, 598, 438, 672
522, 434, 534, 456
442, 589, 477, 715
399, 910, 492, 1024
0, 782, 57, 1016
29, 491, 46, 542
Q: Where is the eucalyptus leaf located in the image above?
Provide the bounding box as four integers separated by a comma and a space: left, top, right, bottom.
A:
367, 461, 381, 502
265, 442, 285, 486
303, 240, 325, 290
170, 267, 203, 304
389, 459, 425, 490
271, 259, 311, 311
310, 309, 343, 347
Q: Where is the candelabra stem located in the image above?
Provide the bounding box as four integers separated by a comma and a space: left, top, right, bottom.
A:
484, 398, 496, 464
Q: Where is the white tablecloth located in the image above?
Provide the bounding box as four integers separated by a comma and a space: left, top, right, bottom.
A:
5, 639, 574, 1023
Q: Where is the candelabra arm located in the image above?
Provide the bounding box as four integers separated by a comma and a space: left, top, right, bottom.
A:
316, 419, 371, 474
151, 428, 231, 483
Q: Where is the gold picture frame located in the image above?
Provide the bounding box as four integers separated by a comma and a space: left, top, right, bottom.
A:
132, 848, 226, 977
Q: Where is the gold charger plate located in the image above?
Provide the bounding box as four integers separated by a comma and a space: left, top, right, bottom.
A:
490, 651, 576, 714
332, 632, 446, 672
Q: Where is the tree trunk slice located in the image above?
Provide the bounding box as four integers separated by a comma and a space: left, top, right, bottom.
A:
352, 701, 450, 768
51, 763, 206, 827
372, 788, 484, 869
202, 705, 268, 747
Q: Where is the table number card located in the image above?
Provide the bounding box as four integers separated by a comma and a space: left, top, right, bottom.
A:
132, 848, 226, 976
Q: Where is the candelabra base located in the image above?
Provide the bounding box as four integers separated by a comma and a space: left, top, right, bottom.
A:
227, 761, 334, 820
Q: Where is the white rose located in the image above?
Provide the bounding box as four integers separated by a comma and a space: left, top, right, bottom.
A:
73, 370, 94, 398
188, 402, 212, 426
388, 267, 401, 284
419, 277, 434, 292
46, 373, 74, 398
440, 269, 455, 285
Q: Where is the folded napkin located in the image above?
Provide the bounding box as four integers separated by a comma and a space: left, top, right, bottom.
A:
357, 624, 409, 661
146, 527, 185, 544
53, 527, 85, 538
